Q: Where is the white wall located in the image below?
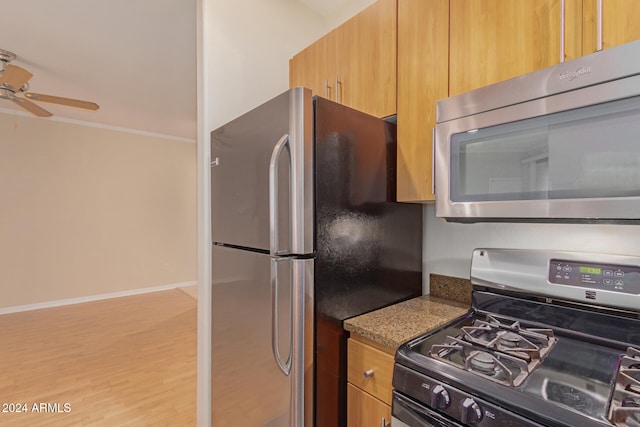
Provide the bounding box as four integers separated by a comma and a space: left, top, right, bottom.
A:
0, 112, 197, 310
423, 204, 640, 291
207, 1, 323, 130
198, 1, 375, 425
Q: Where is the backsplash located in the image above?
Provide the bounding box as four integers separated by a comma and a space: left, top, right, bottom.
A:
423, 204, 640, 293
429, 274, 472, 305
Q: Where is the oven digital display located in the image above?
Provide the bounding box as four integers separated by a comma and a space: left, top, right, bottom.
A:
579, 266, 602, 275
549, 259, 640, 295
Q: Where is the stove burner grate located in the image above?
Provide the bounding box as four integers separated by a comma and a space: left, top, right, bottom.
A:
429, 314, 557, 387
460, 315, 556, 362
609, 347, 640, 426
430, 336, 531, 387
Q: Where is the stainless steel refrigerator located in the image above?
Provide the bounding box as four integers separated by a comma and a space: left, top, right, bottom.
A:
211, 87, 422, 427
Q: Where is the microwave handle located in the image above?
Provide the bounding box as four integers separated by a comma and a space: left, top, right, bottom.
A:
559, 0, 565, 62
431, 127, 436, 196
597, 0, 603, 51
560, 0, 603, 57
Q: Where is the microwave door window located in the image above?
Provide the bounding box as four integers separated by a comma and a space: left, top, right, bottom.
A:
548, 100, 640, 198
451, 122, 550, 202
450, 95, 640, 203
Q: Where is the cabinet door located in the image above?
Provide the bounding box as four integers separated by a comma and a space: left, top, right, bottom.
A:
336, 0, 397, 118
289, 32, 337, 100
347, 384, 391, 427
583, 0, 640, 54
396, 0, 449, 202
449, 0, 582, 96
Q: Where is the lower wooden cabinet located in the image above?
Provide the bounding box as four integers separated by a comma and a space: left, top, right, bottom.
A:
347, 383, 391, 427
347, 338, 394, 427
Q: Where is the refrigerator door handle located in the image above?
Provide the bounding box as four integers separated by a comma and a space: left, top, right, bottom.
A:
271, 257, 292, 376
269, 133, 290, 256
291, 258, 314, 427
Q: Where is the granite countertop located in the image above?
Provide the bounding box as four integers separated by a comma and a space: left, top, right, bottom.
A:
344, 295, 470, 351
344, 274, 472, 352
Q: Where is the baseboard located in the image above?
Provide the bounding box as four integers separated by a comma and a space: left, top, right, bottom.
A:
178, 285, 198, 299
0, 281, 198, 315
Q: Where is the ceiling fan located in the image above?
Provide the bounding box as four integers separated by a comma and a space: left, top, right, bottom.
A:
0, 49, 99, 117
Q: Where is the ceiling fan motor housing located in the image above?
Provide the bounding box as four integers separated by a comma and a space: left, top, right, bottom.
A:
0, 49, 17, 75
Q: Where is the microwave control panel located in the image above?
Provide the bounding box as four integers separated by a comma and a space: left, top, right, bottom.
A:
549, 259, 640, 295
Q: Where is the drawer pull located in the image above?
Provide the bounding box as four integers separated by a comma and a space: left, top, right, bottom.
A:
363, 369, 375, 378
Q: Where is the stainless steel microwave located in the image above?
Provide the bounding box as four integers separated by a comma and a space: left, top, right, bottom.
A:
435, 40, 640, 223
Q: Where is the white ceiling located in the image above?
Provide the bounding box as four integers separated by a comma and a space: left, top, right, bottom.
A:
0, 0, 197, 140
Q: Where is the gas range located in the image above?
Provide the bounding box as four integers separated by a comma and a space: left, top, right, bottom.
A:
392, 249, 640, 427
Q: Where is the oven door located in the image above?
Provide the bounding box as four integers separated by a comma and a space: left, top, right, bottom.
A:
392, 391, 463, 427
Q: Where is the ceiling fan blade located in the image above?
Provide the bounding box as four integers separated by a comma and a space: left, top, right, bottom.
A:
11, 97, 53, 117
24, 92, 99, 110
0, 64, 33, 90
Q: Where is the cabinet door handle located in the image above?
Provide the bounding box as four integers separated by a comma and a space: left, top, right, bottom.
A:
597, 0, 603, 51
335, 75, 342, 103
381, 417, 390, 427
324, 80, 331, 99
363, 369, 374, 378
559, 0, 565, 62
432, 127, 436, 196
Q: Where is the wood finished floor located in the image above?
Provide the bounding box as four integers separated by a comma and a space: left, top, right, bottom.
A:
0, 289, 197, 426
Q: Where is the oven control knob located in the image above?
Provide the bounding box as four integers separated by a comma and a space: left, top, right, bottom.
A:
460, 397, 483, 424
430, 384, 451, 409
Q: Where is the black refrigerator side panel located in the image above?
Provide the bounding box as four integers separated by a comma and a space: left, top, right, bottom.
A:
313, 97, 422, 324
312, 97, 423, 427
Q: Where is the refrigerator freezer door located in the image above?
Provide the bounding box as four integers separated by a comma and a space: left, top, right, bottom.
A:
211, 245, 294, 426
211, 87, 314, 255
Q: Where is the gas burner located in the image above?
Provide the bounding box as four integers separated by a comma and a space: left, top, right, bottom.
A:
499, 332, 522, 348
469, 351, 497, 375
609, 347, 640, 426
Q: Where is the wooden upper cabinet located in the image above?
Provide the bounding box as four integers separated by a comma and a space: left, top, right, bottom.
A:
336, 0, 397, 118
449, 0, 583, 97
290, 31, 336, 100
289, 0, 397, 118
583, 0, 640, 54
396, 0, 449, 202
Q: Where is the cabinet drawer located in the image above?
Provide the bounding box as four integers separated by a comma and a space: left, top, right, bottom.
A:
347, 338, 394, 405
